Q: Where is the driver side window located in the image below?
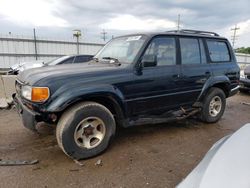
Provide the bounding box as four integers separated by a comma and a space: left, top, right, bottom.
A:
143, 37, 176, 66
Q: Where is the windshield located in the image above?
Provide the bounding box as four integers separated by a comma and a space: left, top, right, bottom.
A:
95, 35, 146, 63
45, 56, 71, 65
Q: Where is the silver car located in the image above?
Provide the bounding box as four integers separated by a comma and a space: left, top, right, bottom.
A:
177, 123, 250, 188
9, 55, 93, 74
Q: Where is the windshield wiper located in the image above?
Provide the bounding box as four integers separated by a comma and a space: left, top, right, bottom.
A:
102, 57, 121, 66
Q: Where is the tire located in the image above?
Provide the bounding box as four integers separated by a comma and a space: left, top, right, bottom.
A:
200, 87, 226, 123
56, 102, 116, 160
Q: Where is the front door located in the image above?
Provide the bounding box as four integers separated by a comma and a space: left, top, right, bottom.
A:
126, 36, 183, 116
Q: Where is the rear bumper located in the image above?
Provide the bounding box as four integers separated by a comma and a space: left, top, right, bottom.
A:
13, 94, 38, 131
240, 78, 250, 90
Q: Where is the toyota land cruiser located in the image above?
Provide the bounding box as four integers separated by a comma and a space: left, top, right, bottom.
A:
13, 30, 240, 159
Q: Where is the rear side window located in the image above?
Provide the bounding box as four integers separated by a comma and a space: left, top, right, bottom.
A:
207, 40, 230, 62
61, 57, 74, 64
74, 56, 92, 63
180, 38, 201, 64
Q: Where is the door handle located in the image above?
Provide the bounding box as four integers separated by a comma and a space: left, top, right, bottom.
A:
172, 74, 180, 78
172, 74, 180, 81
205, 71, 211, 76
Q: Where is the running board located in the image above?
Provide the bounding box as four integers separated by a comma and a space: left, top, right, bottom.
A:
129, 108, 200, 126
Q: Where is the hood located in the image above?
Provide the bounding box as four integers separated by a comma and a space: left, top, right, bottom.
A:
22, 61, 44, 70
11, 60, 44, 72
17, 61, 128, 86
10, 62, 25, 70
177, 123, 250, 188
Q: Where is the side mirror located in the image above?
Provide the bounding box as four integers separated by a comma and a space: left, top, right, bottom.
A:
141, 55, 157, 67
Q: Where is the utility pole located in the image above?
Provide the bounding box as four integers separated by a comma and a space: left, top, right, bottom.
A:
73, 29, 81, 55
101, 29, 107, 42
33, 28, 38, 60
177, 14, 181, 31
231, 24, 240, 47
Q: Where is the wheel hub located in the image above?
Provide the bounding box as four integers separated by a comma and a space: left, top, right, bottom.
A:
74, 117, 106, 149
83, 125, 94, 137
209, 96, 222, 117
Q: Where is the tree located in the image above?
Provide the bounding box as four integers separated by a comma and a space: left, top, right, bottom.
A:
236, 47, 250, 54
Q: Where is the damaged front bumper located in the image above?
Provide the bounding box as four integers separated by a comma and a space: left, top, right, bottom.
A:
13, 93, 38, 132
240, 77, 250, 90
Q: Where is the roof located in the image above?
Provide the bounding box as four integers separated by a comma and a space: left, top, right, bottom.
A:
116, 29, 227, 40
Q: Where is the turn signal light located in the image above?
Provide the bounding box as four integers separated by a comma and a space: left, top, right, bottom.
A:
31, 87, 50, 102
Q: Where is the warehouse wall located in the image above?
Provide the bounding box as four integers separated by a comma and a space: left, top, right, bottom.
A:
0, 35, 104, 68
236, 53, 250, 64
1, 34, 249, 68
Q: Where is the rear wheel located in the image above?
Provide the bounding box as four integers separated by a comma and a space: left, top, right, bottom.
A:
200, 87, 226, 123
56, 102, 116, 159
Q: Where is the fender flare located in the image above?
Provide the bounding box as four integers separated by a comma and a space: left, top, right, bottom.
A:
44, 84, 126, 116
197, 76, 230, 102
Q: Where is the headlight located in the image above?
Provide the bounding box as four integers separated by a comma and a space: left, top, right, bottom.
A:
21, 85, 32, 100
21, 86, 50, 102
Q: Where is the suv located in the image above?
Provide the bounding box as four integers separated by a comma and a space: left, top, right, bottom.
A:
14, 30, 240, 159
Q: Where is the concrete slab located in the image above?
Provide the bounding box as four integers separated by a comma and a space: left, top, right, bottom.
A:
0, 98, 9, 108
2, 75, 16, 98
0, 76, 5, 98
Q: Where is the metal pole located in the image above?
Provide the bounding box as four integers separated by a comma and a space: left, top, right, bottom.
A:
231, 25, 240, 48
177, 14, 180, 31
101, 29, 107, 42
73, 30, 81, 55
33, 28, 38, 60
76, 36, 79, 55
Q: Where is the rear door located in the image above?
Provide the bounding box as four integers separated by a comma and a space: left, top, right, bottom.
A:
178, 37, 211, 104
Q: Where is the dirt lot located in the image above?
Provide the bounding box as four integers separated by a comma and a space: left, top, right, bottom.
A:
0, 93, 250, 188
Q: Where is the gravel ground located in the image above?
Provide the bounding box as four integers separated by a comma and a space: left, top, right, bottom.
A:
0, 92, 250, 188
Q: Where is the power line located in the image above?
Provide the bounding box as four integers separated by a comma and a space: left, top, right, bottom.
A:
101, 29, 107, 42
231, 24, 240, 47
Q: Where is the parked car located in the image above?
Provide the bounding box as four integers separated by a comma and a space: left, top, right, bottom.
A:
240, 65, 250, 92
177, 123, 250, 188
13, 29, 240, 159
8, 55, 93, 74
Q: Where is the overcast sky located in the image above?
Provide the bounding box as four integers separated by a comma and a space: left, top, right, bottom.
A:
0, 0, 249, 47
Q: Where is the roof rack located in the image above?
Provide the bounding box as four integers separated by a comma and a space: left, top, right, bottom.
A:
167, 29, 220, 36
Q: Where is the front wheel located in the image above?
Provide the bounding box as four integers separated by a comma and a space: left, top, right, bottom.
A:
200, 87, 226, 123
56, 102, 116, 160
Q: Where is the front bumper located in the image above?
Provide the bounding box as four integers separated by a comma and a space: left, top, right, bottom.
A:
239, 77, 250, 90
13, 94, 38, 132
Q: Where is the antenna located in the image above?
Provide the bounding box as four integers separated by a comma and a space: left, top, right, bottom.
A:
231, 24, 240, 47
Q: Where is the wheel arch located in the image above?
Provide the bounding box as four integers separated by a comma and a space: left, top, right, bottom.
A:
51, 92, 127, 127
197, 76, 231, 103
